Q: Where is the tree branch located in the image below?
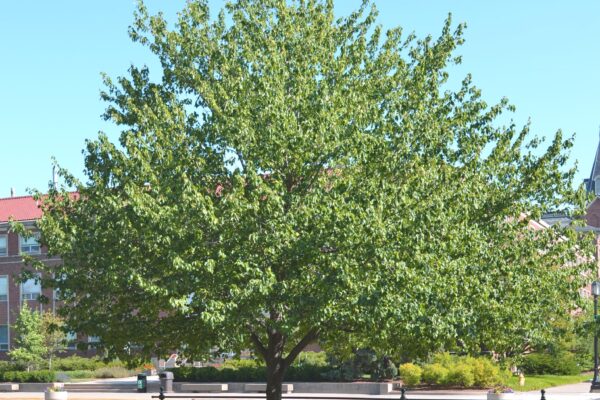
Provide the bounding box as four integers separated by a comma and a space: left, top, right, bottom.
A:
236, 150, 247, 172
248, 328, 268, 360
283, 327, 320, 367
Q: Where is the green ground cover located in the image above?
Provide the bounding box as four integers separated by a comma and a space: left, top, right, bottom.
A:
505, 373, 592, 392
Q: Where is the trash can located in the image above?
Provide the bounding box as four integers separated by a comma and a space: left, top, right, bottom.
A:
137, 374, 147, 393
159, 371, 174, 393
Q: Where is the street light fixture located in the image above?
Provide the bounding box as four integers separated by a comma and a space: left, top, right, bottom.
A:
591, 281, 600, 392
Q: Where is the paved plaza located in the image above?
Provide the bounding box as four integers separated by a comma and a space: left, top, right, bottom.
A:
2, 382, 600, 400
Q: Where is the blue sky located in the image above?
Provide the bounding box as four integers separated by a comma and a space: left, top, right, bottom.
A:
1, 1, 599, 197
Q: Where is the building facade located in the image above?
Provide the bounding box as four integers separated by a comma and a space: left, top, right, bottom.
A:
0, 195, 94, 358
582, 134, 600, 278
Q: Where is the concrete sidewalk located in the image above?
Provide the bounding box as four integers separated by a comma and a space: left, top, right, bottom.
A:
540, 381, 592, 393
1, 382, 600, 400
0, 393, 594, 400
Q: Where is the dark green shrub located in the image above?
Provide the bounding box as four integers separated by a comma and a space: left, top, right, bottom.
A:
1, 370, 56, 382
172, 366, 267, 382
53, 356, 102, 371
287, 365, 333, 381
422, 363, 448, 385
193, 366, 221, 382
319, 367, 354, 382
372, 356, 397, 381
520, 352, 580, 375
172, 364, 340, 382
0, 361, 26, 373
293, 352, 328, 367
0, 362, 15, 374
171, 366, 191, 381
239, 366, 267, 381
223, 359, 263, 368
172, 352, 406, 383
353, 349, 377, 375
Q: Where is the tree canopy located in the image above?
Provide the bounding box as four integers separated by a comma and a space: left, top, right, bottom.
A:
30, 1, 593, 398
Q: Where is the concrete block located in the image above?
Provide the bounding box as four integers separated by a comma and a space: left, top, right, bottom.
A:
244, 383, 293, 393
0, 383, 18, 391
19, 382, 63, 392
179, 383, 228, 392
292, 382, 387, 394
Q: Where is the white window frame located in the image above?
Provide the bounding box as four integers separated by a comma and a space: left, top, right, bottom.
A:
0, 325, 8, 351
0, 276, 7, 301
0, 235, 7, 257
19, 233, 40, 255
21, 274, 41, 301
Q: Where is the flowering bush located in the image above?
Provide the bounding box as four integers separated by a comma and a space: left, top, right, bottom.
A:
489, 385, 514, 394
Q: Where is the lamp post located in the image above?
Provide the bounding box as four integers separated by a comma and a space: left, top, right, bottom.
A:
591, 281, 600, 392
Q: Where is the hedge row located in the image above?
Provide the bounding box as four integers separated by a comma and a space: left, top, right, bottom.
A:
519, 352, 580, 375
398, 355, 505, 388
52, 356, 126, 371
0, 356, 126, 373
172, 365, 339, 382
0, 370, 56, 383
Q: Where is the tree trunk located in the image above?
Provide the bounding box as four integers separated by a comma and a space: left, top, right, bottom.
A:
266, 360, 285, 400
265, 330, 287, 400
248, 326, 319, 400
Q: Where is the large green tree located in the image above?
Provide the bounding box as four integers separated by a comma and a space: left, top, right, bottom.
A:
30, 1, 593, 399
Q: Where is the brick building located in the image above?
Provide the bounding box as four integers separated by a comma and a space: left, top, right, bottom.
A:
585, 134, 600, 230
0, 194, 92, 357
582, 134, 600, 279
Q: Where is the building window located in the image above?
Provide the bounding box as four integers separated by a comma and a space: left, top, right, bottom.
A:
0, 276, 7, 301
20, 234, 40, 255
0, 325, 8, 351
0, 235, 6, 257
88, 335, 100, 344
66, 332, 77, 350
21, 275, 41, 301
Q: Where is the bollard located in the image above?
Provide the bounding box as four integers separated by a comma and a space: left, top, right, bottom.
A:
400, 387, 407, 400
541, 389, 546, 400
158, 386, 165, 400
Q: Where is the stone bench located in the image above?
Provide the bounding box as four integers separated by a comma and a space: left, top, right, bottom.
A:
244, 383, 293, 393
0, 383, 18, 392
179, 383, 228, 392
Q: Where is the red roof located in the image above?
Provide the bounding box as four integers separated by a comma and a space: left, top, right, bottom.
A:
0, 195, 43, 223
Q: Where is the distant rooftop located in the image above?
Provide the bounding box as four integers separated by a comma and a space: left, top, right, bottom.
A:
0, 195, 42, 223
541, 211, 572, 228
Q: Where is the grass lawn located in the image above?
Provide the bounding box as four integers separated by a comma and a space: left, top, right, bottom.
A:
505, 373, 592, 392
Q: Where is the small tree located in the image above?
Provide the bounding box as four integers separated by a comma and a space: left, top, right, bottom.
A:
42, 312, 66, 370
10, 304, 46, 371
